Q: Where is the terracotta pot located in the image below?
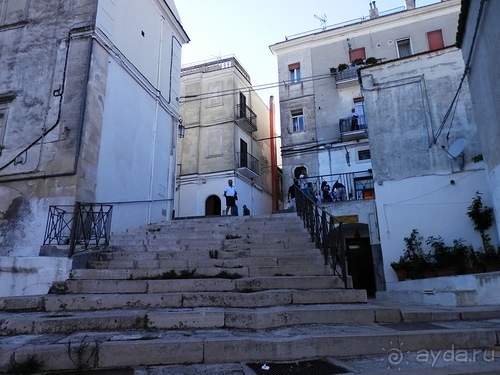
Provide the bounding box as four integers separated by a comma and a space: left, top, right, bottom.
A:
484, 262, 500, 272
394, 269, 407, 281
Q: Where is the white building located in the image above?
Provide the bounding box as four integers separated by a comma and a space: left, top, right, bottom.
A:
361, 46, 493, 285
0, 0, 189, 296
269, 0, 463, 294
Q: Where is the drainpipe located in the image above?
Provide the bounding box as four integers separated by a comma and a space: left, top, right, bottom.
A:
269, 95, 278, 211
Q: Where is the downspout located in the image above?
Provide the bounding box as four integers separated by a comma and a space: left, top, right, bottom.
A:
269, 95, 278, 211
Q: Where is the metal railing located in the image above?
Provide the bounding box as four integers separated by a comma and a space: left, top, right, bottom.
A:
236, 103, 257, 132
339, 115, 367, 133
295, 187, 348, 288
299, 171, 374, 203
236, 151, 260, 175
43, 202, 113, 256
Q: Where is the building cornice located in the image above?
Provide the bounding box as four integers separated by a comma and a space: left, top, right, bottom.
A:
269, 0, 461, 55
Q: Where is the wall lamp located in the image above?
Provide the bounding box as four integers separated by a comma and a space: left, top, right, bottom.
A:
178, 116, 185, 138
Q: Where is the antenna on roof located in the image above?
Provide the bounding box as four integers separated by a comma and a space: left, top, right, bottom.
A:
314, 14, 327, 30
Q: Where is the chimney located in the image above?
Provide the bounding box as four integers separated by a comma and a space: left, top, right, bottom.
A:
369, 1, 379, 19
405, 0, 416, 10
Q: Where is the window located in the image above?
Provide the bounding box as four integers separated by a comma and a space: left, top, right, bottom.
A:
288, 63, 301, 84
291, 109, 304, 132
396, 38, 412, 58
353, 97, 366, 128
357, 149, 371, 161
354, 177, 375, 200
427, 29, 444, 51
349, 47, 366, 64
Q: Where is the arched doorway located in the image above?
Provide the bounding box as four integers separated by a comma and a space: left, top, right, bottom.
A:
205, 195, 221, 216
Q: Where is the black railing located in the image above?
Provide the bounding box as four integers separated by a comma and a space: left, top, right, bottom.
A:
43, 202, 113, 255
339, 115, 367, 133
300, 172, 374, 203
295, 187, 348, 288
236, 104, 257, 133
236, 151, 259, 175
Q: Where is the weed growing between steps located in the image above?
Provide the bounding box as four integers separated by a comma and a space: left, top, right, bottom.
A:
225, 234, 241, 239
132, 269, 243, 280
8, 354, 44, 374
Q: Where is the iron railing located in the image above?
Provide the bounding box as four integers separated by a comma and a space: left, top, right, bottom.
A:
300, 171, 374, 203
295, 187, 348, 288
236, 103, 257, 133
236, 151, 260, 175
43, 202, 113, 255
339, 115, 367, 132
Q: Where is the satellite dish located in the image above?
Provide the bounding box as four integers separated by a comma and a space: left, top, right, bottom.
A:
445, 138, 466, 159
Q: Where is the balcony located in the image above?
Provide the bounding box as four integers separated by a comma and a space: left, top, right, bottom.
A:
339, 116, 368, 141
236, 151, 259, 178
301, 171, 375, 203
332, 66, 360, 87
236, 104, 257, 133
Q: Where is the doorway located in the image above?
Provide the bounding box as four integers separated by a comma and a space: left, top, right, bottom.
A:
346, 237, 376, 296
205, 195, 221, 216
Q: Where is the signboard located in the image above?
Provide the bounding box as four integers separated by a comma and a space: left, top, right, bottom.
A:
335, 215, 359, 224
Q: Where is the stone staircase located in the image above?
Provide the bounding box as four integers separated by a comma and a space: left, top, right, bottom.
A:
1, 212, 500, 374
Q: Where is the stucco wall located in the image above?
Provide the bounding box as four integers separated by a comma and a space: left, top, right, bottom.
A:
459, 0, 500, 241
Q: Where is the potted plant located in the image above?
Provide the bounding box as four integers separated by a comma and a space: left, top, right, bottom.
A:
466, 192, 499, 271
353, 57, 364, 66
391, 229, 431, 280
426, 236, 469, 276
337, 63, 349, 72
330, 67, 337, 75
365, 57, 378, 65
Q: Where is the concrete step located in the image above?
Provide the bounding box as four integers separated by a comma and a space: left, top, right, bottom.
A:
51, 275, 348, 294
68, 263, 335, 280
0, 304, 402, 335
0, 289, 367, 312
2, 320, 498, 373
86, 255, 327, 270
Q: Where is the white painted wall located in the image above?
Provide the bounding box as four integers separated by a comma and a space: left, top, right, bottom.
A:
376, 169, 496, 284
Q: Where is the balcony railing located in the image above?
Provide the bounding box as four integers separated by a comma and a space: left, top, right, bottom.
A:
298, 171, 375, 204
236, 104, 257, 133
236, 151, 259, 178
339, 116, 368, 141
334, 66, 359, 83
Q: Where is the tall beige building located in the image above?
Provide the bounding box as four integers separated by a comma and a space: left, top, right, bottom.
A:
176, 57, 278, 217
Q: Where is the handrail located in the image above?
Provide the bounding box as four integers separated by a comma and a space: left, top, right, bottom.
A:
295, 186, 348, 288
43, 202, 113, 256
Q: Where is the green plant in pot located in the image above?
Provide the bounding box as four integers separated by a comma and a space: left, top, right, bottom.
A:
391, 229, 431, 280
426, 236, 469, 276
466, 192, 500, 270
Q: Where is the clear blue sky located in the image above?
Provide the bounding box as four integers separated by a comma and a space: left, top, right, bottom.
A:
175, 0, 440, 103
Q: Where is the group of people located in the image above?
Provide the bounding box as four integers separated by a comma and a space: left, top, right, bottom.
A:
287, 173, 347, 210
223, 179, 250, 216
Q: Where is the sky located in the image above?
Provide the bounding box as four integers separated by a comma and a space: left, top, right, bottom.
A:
175, 0, 441, 104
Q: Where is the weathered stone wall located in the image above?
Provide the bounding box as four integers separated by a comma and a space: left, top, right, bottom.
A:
0, 1, 98, 255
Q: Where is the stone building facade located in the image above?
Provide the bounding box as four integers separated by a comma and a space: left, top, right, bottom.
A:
176, 57, 276, 217
269, 0, 463, 293
0, 0, 188, 296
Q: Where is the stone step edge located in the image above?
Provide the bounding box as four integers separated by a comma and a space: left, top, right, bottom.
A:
0, 289, 367, 312
3, 328, 497, 373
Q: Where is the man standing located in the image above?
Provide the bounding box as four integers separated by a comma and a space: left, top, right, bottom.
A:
224, 179, 237, 215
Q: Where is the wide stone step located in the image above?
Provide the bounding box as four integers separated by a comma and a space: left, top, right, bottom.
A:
50, 275, 348, 294
68, 263, 335, 280
0, 289, 366, 312
2, 321, 498, 373
86, 255, 327, 270
94, 247, 324, 262
0, 304, 403, 335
